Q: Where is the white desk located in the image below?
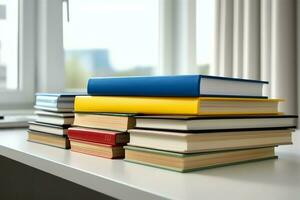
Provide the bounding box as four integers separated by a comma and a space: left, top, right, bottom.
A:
0, 128, 299, 200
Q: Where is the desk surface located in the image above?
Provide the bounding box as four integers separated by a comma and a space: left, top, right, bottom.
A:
0, 129, 299, 200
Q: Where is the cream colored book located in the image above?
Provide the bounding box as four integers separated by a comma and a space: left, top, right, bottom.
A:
28, 130, 70, 149
36, 115, 74, 126
70, 139, 125, 159
125, 146, 277, 172
73, 113, 135, 131
135, 115, 297, 131
128, 129, 293, 153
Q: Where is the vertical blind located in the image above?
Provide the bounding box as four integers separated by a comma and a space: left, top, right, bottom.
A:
214, 0, 297, 114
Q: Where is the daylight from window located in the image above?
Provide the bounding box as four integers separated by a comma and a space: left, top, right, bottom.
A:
0, 0, 18, 90
196, 0, 215, 75
63, 0, 159, 89
64, 0, 215, 89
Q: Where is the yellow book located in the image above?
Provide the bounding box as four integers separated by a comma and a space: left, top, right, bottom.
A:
74, 96, 282, 115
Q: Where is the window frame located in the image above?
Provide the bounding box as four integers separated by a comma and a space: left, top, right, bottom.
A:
35, 0, 65, 93
0, 0, 36, 109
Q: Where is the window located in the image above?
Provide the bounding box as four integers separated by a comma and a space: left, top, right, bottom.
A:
0, 0, 35, 107
196, 0, 215, 75
0, 0, 18, 90
63, 0, 159, 89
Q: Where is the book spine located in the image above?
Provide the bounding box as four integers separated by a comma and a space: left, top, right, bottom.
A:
67, 129, 117, 145
87, 75, 200, 97
74, 96, 200, 115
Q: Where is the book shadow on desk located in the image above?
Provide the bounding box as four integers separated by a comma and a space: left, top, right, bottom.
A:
191, 157, 300, 187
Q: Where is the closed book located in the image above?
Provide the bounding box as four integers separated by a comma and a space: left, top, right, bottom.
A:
35, 110, 74, 118
36, 115, 74, 126
73, 113, 135, 131
128, 129, 293, 153
68, 127, 129, 145
36, 93, 85, 103
75, 96, 281, 115
35, 101, 74, 109
34, 105, 74, 112
88, 75, 267, 97
35, 92, 85, 112
29, 121, 69, 136
135, 115, 298, 131
28, 130, 70, 149
70, 139, 125, 159
125, 146, 276, 172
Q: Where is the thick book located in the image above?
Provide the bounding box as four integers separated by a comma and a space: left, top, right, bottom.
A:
68, 127, 129, 145
27, 130, 70, 149
75, 96, 281, 115
128, 129, 293, 153
125, 146, 276, 172
70, 139, 125, 159
35, 109, 74, 126
73, 113, 135, 131
88, 75, 267, 97
135, 115, 297, 131
29, 121, 69, 136
35, 93, 85, 112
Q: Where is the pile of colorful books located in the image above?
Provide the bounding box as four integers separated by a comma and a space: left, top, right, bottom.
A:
67, 113, 131, 158
27, 93, 79, 149
73, 75, 297, 172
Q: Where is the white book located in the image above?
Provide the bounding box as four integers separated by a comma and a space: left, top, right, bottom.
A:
35, 110, 74, 117
135, 115, 298, 131
128, 129, 293, 153
28, 121, 69, 136
36, 115, 74, 126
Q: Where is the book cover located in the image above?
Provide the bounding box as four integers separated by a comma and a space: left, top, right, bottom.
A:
34, 105, 74, 113
74, 96, 282, 115
35, 93, 86, 105
70, 139, 125, 159
68, 127, 129, 145
28, 121, 70, 129
128, 128, 292, 153
87, 75, 267, 97
125, 156, 277, 173
27, 130, 70, 149
134, 114, 298, 120
134, 115, 297, 131
36, 92, 86, 97
124, 146, 277, 172
35, 110, 74, 117
73, 113, 135, 132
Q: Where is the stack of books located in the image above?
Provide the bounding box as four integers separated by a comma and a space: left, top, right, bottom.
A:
68, 113, 134, 159
27, 93, 80, 149
74, 75, 297, 172
67, 113, 131, 158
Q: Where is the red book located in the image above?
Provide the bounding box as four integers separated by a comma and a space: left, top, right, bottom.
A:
67, 127, 129, 145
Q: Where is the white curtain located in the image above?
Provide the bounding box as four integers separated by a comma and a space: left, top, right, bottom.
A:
214, 0, 297, 114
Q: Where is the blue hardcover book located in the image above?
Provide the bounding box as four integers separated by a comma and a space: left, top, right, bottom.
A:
87, 75, 268, 97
